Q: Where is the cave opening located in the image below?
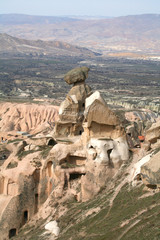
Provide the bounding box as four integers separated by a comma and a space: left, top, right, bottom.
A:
146, 184, 157, 189
47, 138, 57, 146
9, 229, 16, 239
23, 210, 28, 224
107, 149, 113, 167
34, 193, 39, 214
107, 149, 113, 161
69, 173, 85, 181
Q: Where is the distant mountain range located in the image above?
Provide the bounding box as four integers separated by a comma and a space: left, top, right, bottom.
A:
0, 14, 78, 25
0, 33, 99, 57
0, 14, 160, 55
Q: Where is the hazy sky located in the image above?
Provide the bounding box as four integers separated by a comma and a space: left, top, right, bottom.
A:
0, 0, 160, 17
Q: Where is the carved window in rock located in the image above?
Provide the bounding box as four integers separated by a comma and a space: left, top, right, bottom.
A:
9, 229, 17, 238
146, 184, 157, 189
23, 210, 28, 225
47, 138, 57, 146
107, 149, 112, 161
34, 193, 39, 214
69, 172, 86, 181
107, 149, 113, 167
78, 128, 84, 135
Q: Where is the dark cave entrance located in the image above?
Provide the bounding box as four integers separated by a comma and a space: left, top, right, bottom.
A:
34, 193, 39, 214
9, 229, 16, 238
146, 184, 157, 189
47, 138, 57, 146
69, 173, 85, 181
23, 210, 28, 225
107, 149, 113, 167
107, 149, 112, 161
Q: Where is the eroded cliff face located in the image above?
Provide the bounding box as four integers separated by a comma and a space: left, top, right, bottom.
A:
0, 143, 58, 239
0, 67, 130, 239
0, 102, 59, 134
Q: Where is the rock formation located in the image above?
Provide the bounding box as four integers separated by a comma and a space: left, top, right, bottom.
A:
0, 67, 131, 239
54, 67, 91, 137
141, 151, 160, 188
53, 71, 129, 202
64, 66, 90, 85
145, 119, 160, 144
0, 102, 59, 134
0, 137, 58, 239
82, 91, 124, 142
0, 66, 159, 239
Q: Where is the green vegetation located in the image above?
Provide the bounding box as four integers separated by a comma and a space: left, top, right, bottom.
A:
40, 145, 52, 159
7, 139, 23, 144
57, 184, 160, 240
17, 149, 38, 160
12, 218, 47, 240
153, 147, 160, 155
1, 52, 160, 240
0, 55, 160, 112
0, 148, 10, 165
57, 139, 73, 144
11, 179, 160, 240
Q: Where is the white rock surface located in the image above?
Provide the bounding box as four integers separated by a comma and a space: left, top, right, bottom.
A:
85, 91, 106, 109
88, 138, 114, 163
111, 137, 130, 163
87, 137, 129, 165
45, 220, 60, 236
130, 153, 152, 182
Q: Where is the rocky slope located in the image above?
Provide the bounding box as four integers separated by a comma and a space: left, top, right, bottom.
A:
0, 102, 59, 135
0, 67, 160, 240
9, 129, 160, 240
0, 33, 98, 57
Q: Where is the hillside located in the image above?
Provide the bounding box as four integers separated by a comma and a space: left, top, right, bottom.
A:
13, 167, 160, 240
0, 14, 160, 55
0, 102, 59, 135
0, 33, 98, 57
0, 66, 160, 240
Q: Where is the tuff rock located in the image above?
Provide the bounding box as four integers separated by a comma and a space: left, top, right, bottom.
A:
145, 119, 160, 144
0, 67, 131, 239
64, 66, 90, 85
141, 151, 160, 188
54, 67, 92, 137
